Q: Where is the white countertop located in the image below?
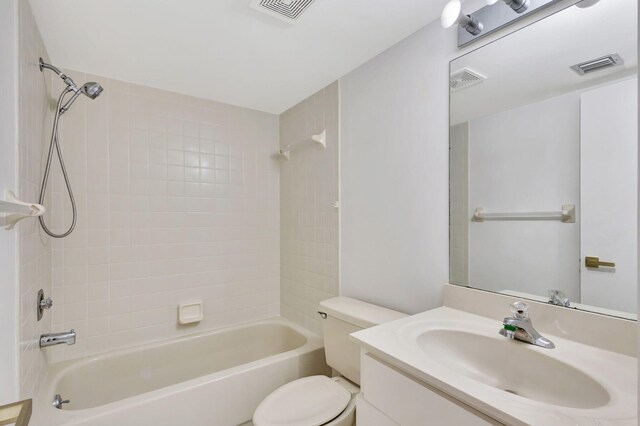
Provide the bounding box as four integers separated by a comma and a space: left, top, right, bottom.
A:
351, 306, 638, 426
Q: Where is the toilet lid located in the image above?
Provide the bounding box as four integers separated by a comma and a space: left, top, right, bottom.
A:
253, 376, 351, 426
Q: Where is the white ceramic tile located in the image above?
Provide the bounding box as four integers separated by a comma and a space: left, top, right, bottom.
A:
47, 72, 280, 361
279, 82, 339, 336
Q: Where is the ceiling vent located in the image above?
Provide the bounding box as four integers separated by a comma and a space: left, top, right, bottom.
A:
450, 68, 486, 92
571, 53, 624, 75
250, 0, 317, 23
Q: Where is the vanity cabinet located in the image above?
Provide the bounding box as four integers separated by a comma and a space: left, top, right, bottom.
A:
355, 395, 397, 426
357, 353, 503, 426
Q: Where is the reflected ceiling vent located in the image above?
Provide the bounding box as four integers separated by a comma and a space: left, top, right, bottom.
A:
250, 0, 316, 23
571, 53, 624, 75
450, 68, 486, 92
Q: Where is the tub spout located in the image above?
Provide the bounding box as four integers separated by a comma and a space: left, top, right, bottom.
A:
40, 329, 76, 348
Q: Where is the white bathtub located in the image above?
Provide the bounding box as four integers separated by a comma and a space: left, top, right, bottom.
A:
32, 318, 327, 426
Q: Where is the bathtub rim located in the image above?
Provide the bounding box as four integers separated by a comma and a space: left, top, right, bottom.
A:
36, 317, 324, 421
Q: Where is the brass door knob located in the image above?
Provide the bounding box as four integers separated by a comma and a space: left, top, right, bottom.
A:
585, 256, 616, 268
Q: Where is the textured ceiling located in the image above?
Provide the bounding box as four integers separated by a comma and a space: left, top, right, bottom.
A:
29, 0, 450, 113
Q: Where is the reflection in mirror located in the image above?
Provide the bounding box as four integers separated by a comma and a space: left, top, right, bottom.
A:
449, 0, 637, 319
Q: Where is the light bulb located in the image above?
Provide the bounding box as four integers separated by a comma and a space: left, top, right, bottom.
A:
440, 0, 484, 35
576, 0, 601, 8
441, 0, 463, 29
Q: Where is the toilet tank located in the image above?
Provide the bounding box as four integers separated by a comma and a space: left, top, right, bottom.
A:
318, 297, 407, 385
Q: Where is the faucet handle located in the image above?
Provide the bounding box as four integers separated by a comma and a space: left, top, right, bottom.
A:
52, 394, 70, 409
509, 301, 529, 320
40, 297, 53, 310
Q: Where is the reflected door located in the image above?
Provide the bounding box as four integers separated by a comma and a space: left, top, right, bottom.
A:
580, 77, 637, 314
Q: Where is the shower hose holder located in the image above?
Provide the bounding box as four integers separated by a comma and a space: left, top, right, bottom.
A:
0, 190, 46, 230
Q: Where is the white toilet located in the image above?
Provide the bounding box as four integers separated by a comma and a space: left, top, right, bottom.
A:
253, 297, 407, 426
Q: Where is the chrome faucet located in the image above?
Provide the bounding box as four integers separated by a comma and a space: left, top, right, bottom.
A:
499, 302, 555, 349
40, 329, 76, 348
548, 289, 570, 307
52, 394, 70, 409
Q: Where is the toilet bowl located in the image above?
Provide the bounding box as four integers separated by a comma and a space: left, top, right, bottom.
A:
253, 376, 358, 426
252, 297, 407, 426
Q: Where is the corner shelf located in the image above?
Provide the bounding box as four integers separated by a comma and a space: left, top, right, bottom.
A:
277, 129, 326, 160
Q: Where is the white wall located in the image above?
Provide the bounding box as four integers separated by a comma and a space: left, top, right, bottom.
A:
338, 0, 582, 314
468, 92, 581, 300
0, 0, 18, 405
339, 20, 453, 314
17, 0, 54, 399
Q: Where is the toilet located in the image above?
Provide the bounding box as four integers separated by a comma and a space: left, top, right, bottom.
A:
253, 297, 407, 426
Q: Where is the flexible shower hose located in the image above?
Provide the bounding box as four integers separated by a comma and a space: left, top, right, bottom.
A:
38, 87, 78, 238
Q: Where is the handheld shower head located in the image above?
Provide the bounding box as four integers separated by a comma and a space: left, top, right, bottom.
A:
39, 57, 104, 113
38, 58, 104, 239
81, 82, 103, 99
59, 82, 103, 113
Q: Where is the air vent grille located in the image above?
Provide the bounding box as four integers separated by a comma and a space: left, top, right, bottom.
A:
250, 0, 316, 23
571, 53, 624, 75
450, 68, 486, 92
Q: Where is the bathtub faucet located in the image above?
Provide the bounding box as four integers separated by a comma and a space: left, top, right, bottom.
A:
52, 394, 70, 409
40, 329, 76, 348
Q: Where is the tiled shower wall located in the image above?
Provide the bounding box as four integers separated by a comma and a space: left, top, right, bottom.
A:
449, 123, 469, 285
280, 82, 340, 335
17, 0, 53, 399
47, 72, 280, 362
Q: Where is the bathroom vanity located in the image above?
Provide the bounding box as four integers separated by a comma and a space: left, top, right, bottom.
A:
351, 285, 638, 425
379, 1, 639, 423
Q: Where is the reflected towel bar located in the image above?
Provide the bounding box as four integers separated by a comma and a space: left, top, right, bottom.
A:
472, 204, 575, 223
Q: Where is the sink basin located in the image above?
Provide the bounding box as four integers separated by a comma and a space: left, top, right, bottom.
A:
351, 305, 637, 426
417, 329, 610, 409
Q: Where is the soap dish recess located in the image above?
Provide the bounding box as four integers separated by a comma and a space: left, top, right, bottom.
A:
178, 301, 203, 325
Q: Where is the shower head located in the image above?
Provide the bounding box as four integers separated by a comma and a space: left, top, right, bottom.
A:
39, 57, 104, 113
60, 81, 104, 114
81, 82, 103, 99
57, 81, 104, 114
59, 82, 103, 113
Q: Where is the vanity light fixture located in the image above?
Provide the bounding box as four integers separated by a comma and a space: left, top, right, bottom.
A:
486, 0, 531, 14
441, 0, 484, 35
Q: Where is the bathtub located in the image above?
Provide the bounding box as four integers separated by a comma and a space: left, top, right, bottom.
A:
32, 318, 327, 426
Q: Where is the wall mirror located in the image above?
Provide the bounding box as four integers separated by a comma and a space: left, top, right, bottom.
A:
449, 0, 638, 319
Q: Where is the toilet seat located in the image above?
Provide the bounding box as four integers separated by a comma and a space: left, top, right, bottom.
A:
253, 376, 352, 426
